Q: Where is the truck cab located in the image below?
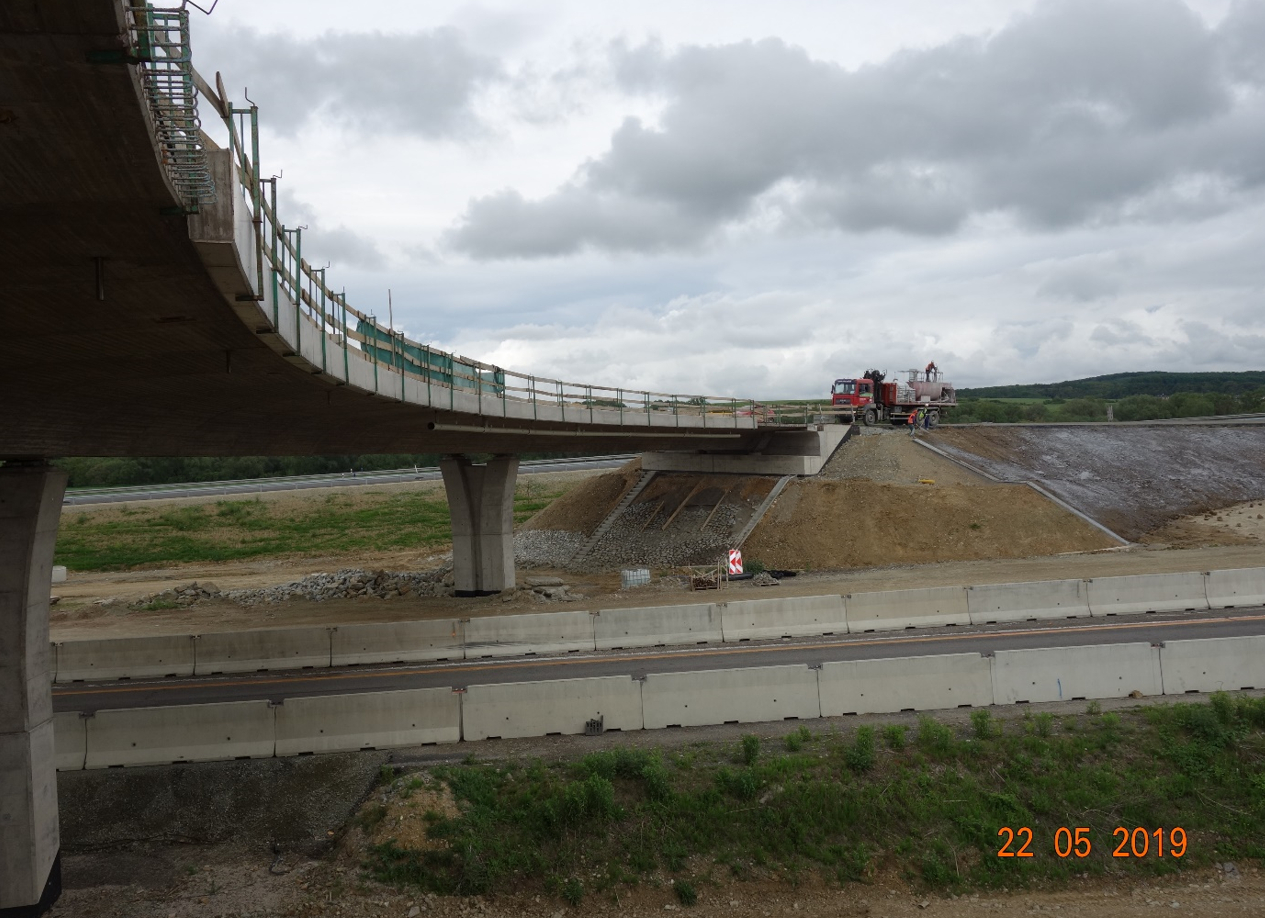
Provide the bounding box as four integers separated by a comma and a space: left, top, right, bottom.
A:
831, 377, 873, 409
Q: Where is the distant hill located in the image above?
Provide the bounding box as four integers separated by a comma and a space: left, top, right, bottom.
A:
960, 371, 1265, 400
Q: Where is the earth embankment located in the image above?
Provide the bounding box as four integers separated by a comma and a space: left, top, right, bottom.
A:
931, 424, 1265, 540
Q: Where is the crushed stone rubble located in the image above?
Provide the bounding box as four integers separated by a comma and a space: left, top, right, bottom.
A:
128, 567, 590, 609
130, 568, 453, 608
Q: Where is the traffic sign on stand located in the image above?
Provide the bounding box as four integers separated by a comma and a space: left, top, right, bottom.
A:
728, 549, 743, 576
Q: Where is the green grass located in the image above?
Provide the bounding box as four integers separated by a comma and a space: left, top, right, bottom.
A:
365, 695, 1265, 904
55, 480, 568, 571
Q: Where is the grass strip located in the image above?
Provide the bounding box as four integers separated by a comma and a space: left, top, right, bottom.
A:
55, 479, 565, 571
366, 695, 1265, 904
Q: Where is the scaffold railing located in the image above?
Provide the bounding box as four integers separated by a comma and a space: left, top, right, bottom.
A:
127, 4, 216, 208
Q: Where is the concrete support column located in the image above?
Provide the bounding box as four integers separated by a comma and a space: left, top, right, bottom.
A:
439, 455, 518, 596
0, 463, 66, 917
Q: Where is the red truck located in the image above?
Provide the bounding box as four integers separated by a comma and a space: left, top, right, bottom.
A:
830, 363, 957, 427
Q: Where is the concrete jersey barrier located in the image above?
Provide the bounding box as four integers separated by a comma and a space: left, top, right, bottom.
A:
844, 586, 970, 631
463, 610, 595, 658
462, 676, 643, 740
331, 620, 464, 666
720, 595, 847, 641
594, 603, 722, 650
641, 665, 821, 729
967, 579, 1090, 625
818, 653, 993, 716
1204, 568, 1265, 610
992, 642, 1163, 704
84, 700, 276, 768
1159, 636, 1265, 695
1086, 572, 1209, 616
55, 634, 195, 682
195, 627, 332, 674
53, 711, 86, 771
275, 688, 460, 755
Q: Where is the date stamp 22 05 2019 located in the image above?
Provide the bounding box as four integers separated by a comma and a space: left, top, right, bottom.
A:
997, 826, 1188, 859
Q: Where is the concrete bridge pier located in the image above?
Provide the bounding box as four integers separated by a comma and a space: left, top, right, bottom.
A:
0, 463, 65, 917
440, 455, 519, 596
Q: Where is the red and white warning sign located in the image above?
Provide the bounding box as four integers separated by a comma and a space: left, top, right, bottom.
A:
727, 549, 743, 575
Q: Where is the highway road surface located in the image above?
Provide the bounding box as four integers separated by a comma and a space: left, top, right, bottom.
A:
61, 455, 635, 505
54, 606, 1265, 713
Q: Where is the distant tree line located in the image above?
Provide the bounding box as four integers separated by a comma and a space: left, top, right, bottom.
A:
960, 370, 1265, 401
948, 390, 1264, 425
52, 452, 587, 489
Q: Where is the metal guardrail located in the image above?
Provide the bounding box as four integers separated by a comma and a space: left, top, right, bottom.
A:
127, 4, 215, 208
62, 454, 636, 501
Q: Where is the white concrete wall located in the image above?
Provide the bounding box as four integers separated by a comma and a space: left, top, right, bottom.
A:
819, 653, 993, 716
844, 586, 970, 631
462, 610, 595, 658
194, 627, 331, 674
967, 579, 1090, 624
55, 635, 195, 682
462, 676, 643, 740
84, 701, 276, 768
992, 643, 1163, 704
330, 620, 464, 666
1204, 568, 1265, 610
275, 688, 460, 755
641, 665, 820, 729
594, 603, 722, 649
720, 595, 847, 641
1087, 572, 1209, 616
1159, 636, 1265, 695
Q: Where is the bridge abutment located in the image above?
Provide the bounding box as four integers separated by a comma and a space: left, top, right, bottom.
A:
440, 455, 519, 596
0, 463, 65, 916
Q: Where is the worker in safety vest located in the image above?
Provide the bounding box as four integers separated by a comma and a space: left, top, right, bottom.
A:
908, 408, 923, 437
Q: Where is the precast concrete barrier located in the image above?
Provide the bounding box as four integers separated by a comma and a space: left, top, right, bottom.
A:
55, 635, 195, 682
992, 643, 1163, 704
331, 620, 464, 666
194, 627, 331, 674
84, 700, 276, 768
462, 676, 643, 740
54, 712, 86, 771
818, 653, 993, 716
967, 579, 1090, 625
844, 586, 970, 631
275, 688, 460, 755
1086, 573, 1210, 617
1204, 568, 1265, 610
1159, 636, 1265, 695
594, 603, 722, 650
463, 610, 595, 658
641, 665, 821, 729
720, 595, 847, 641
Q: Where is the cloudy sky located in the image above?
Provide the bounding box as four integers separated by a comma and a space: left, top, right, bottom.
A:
190, 0, 1265, 398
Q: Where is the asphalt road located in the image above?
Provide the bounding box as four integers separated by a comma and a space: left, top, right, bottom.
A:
54, 606, 1265, 713
61, 455, 634, 505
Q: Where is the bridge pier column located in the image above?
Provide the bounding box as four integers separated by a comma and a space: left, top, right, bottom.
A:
0, 463, 65, 917
439, 455, 518, 596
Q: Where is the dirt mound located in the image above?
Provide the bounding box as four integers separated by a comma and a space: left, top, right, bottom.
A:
744, 478, 1116, 570
931, 425, 1265, 540
818, 427, 985, 485
522, 460, 641, 536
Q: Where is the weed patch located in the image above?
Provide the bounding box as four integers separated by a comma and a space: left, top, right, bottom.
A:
365, 696, 1265, 905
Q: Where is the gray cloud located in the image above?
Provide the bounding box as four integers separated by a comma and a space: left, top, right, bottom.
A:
278, 190, 386, 270
446, 0, 1265, 258
197, 25, 500, 138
